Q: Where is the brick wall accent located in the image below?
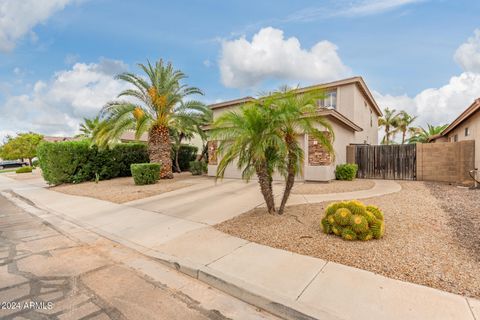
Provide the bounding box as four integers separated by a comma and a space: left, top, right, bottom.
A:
308, 133, 332, 166
416, 141, 475, 185
208, 141, 218, 165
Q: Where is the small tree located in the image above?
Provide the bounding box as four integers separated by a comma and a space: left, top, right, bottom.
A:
268, 88, 334, 215
210, 102, 283, 214
0, 133, 44, 165
407, 124, 448, 143
378, 107, 399, 145
396, 111, 417, 144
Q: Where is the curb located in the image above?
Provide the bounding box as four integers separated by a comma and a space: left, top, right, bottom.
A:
3, 190, 342, 320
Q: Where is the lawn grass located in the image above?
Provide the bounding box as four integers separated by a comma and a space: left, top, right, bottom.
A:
0, 168, 17, 173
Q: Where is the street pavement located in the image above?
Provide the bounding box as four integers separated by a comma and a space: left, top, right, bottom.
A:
0, 194, 278, 320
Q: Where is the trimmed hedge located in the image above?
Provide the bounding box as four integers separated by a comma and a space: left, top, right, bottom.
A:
335, 164, 358, 181
173, 144, 198, 171
16, 166, 33, 174
131, 163, 161, 185
189, 161, 207, 175
37, 141, 149, 185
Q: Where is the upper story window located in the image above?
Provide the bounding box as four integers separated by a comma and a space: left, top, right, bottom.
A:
370, 109, 373, 127
318, 90, 337, 109
465, 127, 469, 136
454, 134, 458, 142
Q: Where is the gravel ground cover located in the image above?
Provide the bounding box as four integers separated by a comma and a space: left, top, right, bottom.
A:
292, 179, 375, 194
52, 172, 199, 203
425, 182, 480, 261
215, 181, 480, 298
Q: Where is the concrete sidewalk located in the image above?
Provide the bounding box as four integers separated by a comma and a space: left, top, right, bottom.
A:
1, 174, 478, 320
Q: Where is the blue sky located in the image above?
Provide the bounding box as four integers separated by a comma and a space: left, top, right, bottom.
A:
1, 0, 480, 139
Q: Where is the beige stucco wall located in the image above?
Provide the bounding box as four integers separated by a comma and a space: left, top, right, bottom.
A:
445, 111, 479, 171
353, 85, 379, 145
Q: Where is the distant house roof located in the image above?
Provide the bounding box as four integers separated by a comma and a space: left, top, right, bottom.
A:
43, 136, 78, 142
208, 76, 382, 116
441, 98, 480, 136
120, 131, 148, 142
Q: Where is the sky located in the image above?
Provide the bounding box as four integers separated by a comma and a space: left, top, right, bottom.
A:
1, 0, 480, 141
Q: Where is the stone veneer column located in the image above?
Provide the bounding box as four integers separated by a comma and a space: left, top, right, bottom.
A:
308, 133, 332, 166
208, 141, 218, 165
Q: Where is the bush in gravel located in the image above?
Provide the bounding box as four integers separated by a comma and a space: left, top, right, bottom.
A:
131, 163, 161, 185
335, 164, 358, 181
189, 161, 207, 175
16, 166, 33, 174
37, 141, 149, 185
321, 200, 385, 241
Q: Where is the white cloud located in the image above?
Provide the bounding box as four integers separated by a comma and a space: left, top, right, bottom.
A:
220, 27, 350, 88
0, 59, 129, 140
454, 29, 480, 73
0, 0, 75, 51
374, 29, 480, 128
375, 72, 480, 127
286, 0, 423, 22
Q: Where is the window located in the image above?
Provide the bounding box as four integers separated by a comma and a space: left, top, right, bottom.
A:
454, 134, 458, 142
465, 127, 469, 136
370, 110, 373, 127
318, 90, 337, 109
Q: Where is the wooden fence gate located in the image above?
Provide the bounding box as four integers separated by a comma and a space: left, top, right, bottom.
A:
354, 144, 417, 180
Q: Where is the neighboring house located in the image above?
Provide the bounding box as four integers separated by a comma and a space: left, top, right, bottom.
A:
430, 98, 480, 170
119, 131, 148, 143
43, 136, 78, 142
207, 76, 382, 181
120, 131, 204, 152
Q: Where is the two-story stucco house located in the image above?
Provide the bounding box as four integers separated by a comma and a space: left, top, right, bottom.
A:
207, 76, 382, 181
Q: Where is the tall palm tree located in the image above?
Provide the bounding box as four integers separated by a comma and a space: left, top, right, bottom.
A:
76, 116, 100, 139
378, 107, 399, 145
396, 111, 417, 144
407, 124, 448, 143
269, 89, 334, 215
210, 102, 284, 214
97, 59, 206, 179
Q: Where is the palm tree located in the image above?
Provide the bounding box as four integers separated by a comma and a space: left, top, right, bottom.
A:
396, 111, 417, 144
97, 59, 206, 179
210, 101, 284, 214
407, 124, 448, 143
269, 89, 334, 215
378, 107, 399, 145
76, 116, 100, 139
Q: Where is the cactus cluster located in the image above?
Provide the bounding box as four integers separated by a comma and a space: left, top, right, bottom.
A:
321, 200, 385, 241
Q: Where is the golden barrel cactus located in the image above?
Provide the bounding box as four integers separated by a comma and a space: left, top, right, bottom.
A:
321, 200, 385, 241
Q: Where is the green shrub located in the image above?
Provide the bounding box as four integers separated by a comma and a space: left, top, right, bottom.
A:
130, 163, 161, 185
321, 200, 385, 241
37, 141, 149, 185
173, 144, 198, 171
32, 159, 39, 168
189, 161, 207, 175
335, 164, 358, 181
16, 166, 33, 174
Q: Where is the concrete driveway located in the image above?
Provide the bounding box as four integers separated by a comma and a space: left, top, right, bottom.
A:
123, 178, 280, 225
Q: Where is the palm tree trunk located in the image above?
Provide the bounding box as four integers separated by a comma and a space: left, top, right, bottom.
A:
279, 139, 297, 215
174, 134, 184, 173
256, 163, 276, 214
148, 124, 173, 179
401, 130, 406, 144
